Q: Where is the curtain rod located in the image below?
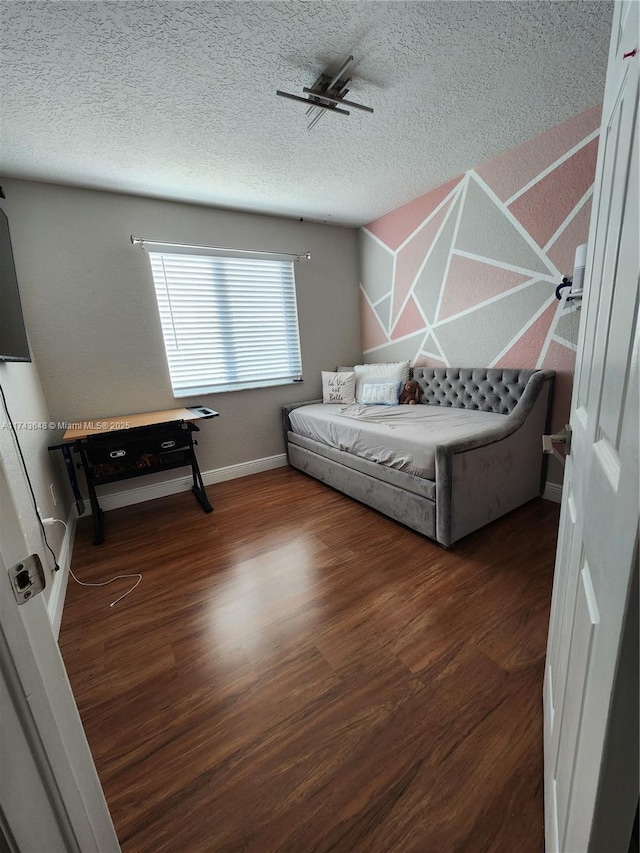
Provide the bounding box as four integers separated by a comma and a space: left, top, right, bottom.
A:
130, 236, 311, 261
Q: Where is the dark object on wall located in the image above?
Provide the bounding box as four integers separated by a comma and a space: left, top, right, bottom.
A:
555, 276, 574, 301
556, 243, 587, 306
0, 206, 31, 362
629, 802, 639, 853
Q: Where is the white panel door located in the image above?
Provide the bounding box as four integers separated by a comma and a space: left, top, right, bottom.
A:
1, 566, 73, 850
0, 453, 119, 849
543, 2, 639, 851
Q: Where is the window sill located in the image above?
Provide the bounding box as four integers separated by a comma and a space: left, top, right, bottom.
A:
172, 377, 303, 397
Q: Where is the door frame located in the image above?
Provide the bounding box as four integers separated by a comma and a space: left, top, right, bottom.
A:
543, 0, 639, 848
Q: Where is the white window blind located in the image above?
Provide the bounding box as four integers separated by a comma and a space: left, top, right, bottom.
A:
147, 247, 303, 397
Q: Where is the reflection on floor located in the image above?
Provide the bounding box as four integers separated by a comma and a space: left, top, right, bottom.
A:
60, 467, 560, 853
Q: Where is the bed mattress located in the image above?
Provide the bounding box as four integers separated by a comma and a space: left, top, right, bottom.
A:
288, 403, 505, 480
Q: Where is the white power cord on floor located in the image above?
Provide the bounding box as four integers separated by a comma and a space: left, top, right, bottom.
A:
42, 517, 142, 607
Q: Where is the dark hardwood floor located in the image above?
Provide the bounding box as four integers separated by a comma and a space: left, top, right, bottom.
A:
59, 468, 560, 853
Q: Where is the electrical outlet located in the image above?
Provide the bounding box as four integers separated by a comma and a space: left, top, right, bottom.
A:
50, 483, 57, 506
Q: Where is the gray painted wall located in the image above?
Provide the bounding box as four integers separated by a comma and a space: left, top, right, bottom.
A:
0, 179, 361, 493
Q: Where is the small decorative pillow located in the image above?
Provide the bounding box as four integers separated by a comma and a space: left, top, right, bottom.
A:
359, 381, 401, 406
321, 371, 356, 404
353, 361, 410, 403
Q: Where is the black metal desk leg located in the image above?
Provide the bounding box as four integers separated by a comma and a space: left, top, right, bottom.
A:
191, 459, 213, 513
88, 482, 105, 545
80, 449, 105, 545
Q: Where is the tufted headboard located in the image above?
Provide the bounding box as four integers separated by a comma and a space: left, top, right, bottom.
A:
412, 367, 539, 415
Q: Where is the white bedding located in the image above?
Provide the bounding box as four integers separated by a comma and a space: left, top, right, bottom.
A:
288, 403, 505, 480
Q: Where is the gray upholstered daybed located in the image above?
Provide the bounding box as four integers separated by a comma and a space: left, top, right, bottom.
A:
282, 367, 554, 547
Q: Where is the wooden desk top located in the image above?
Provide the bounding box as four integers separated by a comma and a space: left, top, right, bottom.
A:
61, 407, 214, 442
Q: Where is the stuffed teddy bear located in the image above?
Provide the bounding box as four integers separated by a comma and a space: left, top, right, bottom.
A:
399, 379, 420, 405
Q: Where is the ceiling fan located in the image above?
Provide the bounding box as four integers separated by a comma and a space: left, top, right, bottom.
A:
276, 55, 374, 131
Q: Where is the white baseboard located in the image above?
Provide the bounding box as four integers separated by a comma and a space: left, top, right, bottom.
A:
203, 453, 289, 486
94, 453, 289, 513
542, 481, 563, 504
47, 505, 77, 639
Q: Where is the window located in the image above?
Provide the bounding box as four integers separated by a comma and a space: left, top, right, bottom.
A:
146, 244, 303, 397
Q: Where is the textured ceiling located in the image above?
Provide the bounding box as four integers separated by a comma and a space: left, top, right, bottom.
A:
0, 1, 612, 226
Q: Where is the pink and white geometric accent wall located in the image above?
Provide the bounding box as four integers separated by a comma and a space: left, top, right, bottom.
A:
359, 105, 601, 435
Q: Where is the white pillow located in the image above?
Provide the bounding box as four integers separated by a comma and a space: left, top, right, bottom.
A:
359, 381, 401, 406
321, 371, 356, 404
353, 361, 410, 403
